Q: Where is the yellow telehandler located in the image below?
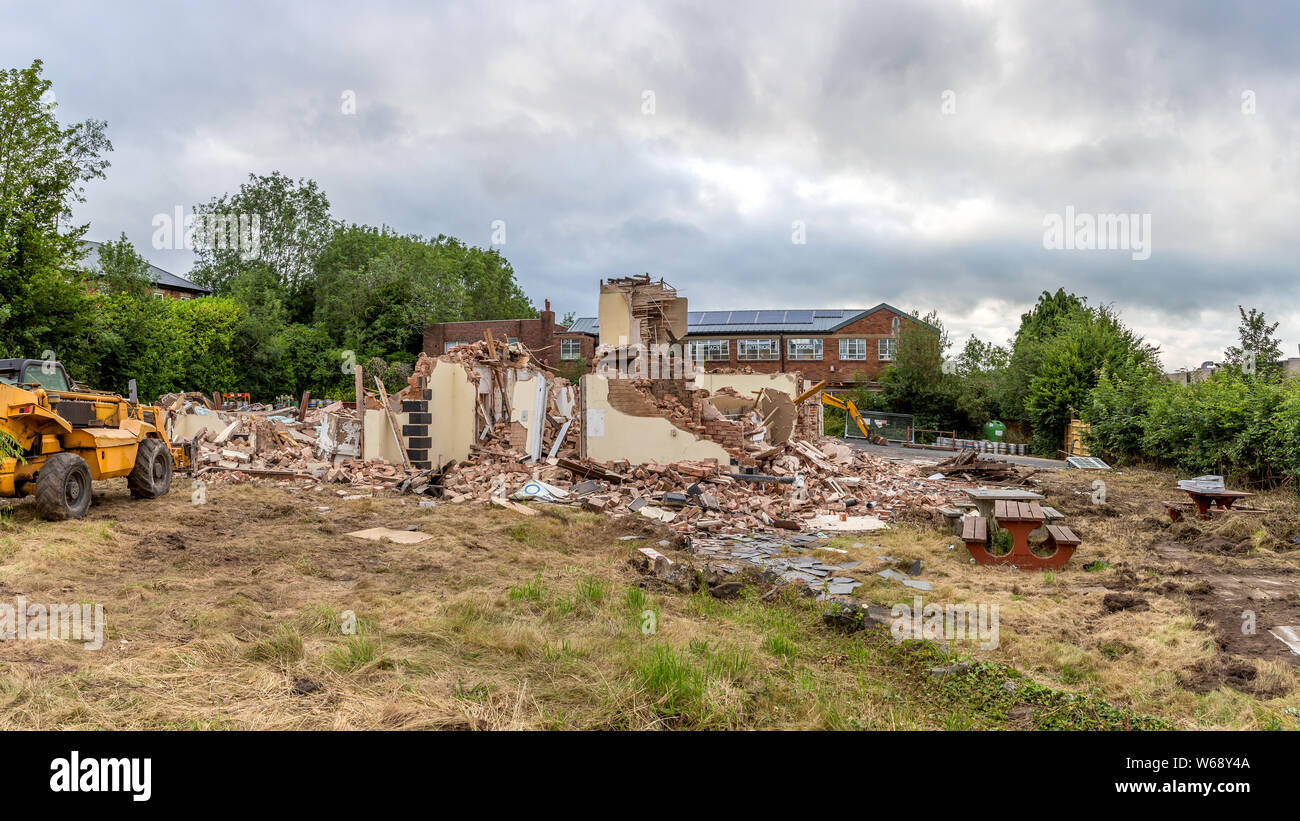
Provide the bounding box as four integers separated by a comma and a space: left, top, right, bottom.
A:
0, 358, 186, 520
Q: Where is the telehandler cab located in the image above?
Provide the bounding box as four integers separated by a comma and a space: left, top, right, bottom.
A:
0, 358, 185, 520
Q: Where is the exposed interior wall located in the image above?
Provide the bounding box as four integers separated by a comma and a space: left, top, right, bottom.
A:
597, 290, 633, 347
416, 358, 478, 465
582, 374, 731, 465
693, 372, 799, 397
362, 408, 407, 463
509, 369, 549, 459
171, 411, 213, 442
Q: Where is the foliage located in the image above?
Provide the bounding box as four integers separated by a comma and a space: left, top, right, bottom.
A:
89, 232, 153, 299
876, 311, 959, 429
875, 312, 1001, 434
0, 61, 543, 405
0, 59, 111, 375
1223, 305, 1283, 381
1022, 305, 1159, 454
189, 171, 334, 301
1084, 364, 1300, 486
555, 357, 587, 386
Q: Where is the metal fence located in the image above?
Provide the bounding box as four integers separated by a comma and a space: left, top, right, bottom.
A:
843, 410, 913, 442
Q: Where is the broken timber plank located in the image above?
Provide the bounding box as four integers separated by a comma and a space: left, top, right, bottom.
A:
373, 376, 413, 472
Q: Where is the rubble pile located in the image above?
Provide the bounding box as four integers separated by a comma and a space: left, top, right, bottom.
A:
438, 431, 952, 535
163, 395, 421, 491
924, 449, 1029, 484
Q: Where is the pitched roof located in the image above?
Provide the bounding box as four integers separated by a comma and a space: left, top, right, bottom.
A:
560, 303, 927, 336
80, 241, 211, 294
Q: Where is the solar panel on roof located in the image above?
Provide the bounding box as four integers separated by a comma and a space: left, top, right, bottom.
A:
687, 312, 704, 323
700, 311, 731, 325
813, 310, 843, 318
728, 311, 758, 324
785, 310, 815, 323
756, 310, 785, 323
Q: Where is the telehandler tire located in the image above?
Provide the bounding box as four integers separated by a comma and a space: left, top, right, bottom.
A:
35, 452, 93, 521
129, 438, 173, 499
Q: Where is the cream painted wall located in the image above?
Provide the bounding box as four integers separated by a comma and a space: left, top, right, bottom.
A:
421, 359, 478, 466
597, 290, 633, 347
362, 408, 407, 462
693, 372, 799, 397
583, 375, 730, 465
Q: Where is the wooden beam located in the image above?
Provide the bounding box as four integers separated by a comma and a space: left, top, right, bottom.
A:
297, 390, 311, 422
373, 376, 412, 472
354, 365, 365, 459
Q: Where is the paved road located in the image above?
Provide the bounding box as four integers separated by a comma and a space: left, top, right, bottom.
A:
844, 440, 1068, 471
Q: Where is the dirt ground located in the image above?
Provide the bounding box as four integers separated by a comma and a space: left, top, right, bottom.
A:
0, 464, 1297, 730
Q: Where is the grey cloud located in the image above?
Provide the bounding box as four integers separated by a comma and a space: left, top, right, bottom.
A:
3, 0, 1297, 369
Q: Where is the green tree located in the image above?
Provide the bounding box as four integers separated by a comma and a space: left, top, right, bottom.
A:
189, 171, 334, 309
1223, 305, 1283, 381
312, 225, 470, 357
998, 289, 1089, 424
0, 59, 111, 370
89, 232, 152, 299
1023, 306, 1160, 455
876, 311, 966, 431
953, 335, 1009, 429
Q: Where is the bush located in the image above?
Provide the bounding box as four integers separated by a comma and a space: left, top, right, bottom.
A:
1086, 368, 1300, 487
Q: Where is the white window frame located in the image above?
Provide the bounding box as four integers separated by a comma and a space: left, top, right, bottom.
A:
736, 338, 779, 361
687, 339, 730, 361
787, 338, 823, 361
560, 338, 582, 360
878, 338, 897, 361
838, 338, 866, 361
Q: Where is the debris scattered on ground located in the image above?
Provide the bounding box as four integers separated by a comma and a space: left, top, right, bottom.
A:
344, 527, 433, 544
925, 449, 1030, 484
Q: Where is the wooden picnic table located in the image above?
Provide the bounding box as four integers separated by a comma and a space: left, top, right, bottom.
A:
959, 499, 1081, 570
963, 487, 1045, 521
1179, 488, 1254, 517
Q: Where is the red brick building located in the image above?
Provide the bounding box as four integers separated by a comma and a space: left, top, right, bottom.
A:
561, 304, 933, 388
425, 303, 935, 389
81, 240, 211, 300
422, 302, 584, 368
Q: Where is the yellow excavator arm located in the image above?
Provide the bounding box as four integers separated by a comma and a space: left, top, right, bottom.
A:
820, 392, 872, 439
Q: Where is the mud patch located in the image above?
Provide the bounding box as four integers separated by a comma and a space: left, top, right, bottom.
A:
1178, 656, 1291, 697
1102, 592, 1148, 613
1154, 541, 1300, 666
137, 531, 189, 551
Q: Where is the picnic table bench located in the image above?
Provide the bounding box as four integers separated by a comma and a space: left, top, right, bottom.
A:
959, 499, 1081, 570
1161, 487, 1269, 522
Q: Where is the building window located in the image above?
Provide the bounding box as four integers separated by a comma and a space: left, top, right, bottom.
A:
736, 338, 779, 361
560, 338, 582, 360
838, 338, 866, 360
687, 339, 730, 361
787, 338, 823, 361
153, 292, 164, 300
878, 338, 897, 361
445, 341, 468, 353
506, 337, 518, 345
891, 316, 900, 334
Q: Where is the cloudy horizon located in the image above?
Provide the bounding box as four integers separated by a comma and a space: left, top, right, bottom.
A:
5, 0, 1298, 369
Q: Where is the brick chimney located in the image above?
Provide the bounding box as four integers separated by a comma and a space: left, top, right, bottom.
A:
541, 298, 555, 337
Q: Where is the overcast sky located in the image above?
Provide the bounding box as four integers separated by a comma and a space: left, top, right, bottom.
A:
6, 0, 1298, 369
